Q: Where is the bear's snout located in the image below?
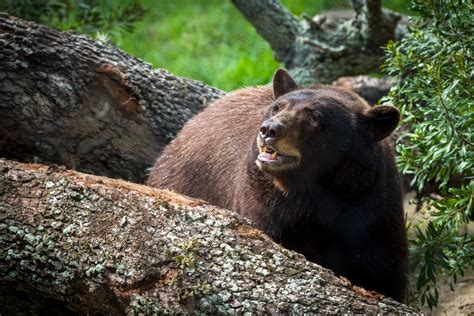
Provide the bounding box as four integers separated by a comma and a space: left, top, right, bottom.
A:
259, 120, 284, 140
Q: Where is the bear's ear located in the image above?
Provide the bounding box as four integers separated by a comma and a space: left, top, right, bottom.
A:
364, 105, 400, 141
273, 69, 297, 99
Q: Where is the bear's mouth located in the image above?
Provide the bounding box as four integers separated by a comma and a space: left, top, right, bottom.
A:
257, 145, 298, 167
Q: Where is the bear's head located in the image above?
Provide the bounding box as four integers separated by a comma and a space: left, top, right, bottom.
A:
255, 69, 400, 192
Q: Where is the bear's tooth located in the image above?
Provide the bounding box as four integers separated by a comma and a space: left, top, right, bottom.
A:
271, 151, 277, 159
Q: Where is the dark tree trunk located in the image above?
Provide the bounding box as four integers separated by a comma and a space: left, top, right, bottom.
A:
232, 0, 404, 84
0, 159, 419, 314
0, 14, 224, 184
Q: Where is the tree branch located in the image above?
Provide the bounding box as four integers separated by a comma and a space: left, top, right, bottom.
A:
352, 0, 401, 50
0, 158, 419, 314
332, 75, 394, 105
0, 14, 224, 183
232, 0, 404, 84
231, 0, 300, 61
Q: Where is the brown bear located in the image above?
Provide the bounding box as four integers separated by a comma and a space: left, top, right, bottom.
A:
147, 69, 408, 302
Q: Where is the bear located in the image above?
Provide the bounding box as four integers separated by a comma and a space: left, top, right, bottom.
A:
147, 69, 408, 302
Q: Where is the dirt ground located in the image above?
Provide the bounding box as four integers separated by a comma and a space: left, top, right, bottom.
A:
404, 193, 474, 315
424, 272, 474, 315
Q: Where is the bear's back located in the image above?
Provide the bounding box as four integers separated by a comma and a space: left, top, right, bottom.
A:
147, 86, 273, 208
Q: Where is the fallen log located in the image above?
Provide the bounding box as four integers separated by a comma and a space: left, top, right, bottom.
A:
0, 158, 419, 314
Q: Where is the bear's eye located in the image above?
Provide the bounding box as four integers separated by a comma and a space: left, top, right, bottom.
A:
308, 112, 321, 124
304, 108, 321, 124
271, 105, 280, 115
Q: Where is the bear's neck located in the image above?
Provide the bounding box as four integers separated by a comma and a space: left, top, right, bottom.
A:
249, 138, 383, 198
245, 142, 389, 238
253, 162, 379, 241
320, 156, 380, 197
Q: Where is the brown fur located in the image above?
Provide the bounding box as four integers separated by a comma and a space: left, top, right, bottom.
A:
147, 86, 274, 210
147, 70, 408, 302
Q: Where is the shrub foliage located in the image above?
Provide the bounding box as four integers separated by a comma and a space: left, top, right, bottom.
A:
384, 0, 473, 309
0, 0, 146, 37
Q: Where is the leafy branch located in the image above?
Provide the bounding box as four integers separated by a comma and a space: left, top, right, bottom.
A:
384, 0, 473, 309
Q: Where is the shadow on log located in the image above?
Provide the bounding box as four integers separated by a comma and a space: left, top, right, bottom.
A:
0, 159, 419, 314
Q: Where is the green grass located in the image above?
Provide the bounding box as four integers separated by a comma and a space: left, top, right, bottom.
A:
113, 0, 411, 91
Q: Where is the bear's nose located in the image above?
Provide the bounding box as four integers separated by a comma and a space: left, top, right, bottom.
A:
259, 120, 283, 139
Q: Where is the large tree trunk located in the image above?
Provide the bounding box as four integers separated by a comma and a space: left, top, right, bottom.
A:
0, 13, 224, 184
0, 159, 419, 314
232, 0, 404, 84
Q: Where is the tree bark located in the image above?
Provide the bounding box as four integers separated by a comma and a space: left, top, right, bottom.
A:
0, 158, 419, 314
232, 0, 403, 84
227, 0, 301, 62
332, 75, 394, 105
0, 14, 224, 184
